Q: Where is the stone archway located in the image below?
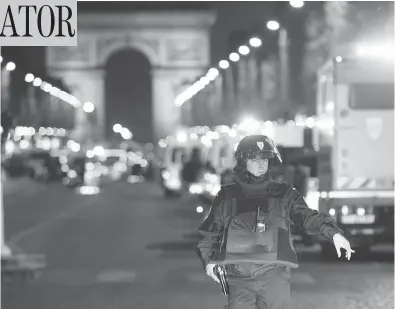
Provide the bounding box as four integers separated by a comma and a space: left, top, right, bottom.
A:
46, 11, 215, 142
104, 49, 153, 142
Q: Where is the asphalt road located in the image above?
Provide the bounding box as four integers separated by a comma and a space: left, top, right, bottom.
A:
2, 179, 394, 309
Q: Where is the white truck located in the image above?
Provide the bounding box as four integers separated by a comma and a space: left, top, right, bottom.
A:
312, 55, 394, 254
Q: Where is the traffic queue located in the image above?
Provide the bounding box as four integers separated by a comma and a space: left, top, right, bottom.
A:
1, 126, 152, 195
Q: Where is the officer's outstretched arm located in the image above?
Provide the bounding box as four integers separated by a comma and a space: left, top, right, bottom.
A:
288, 188, 343, 240
195, 190, 225, 270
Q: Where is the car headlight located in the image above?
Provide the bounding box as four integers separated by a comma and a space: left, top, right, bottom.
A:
204, 173, 219, 184
357, 207, 366, 216
162, 170, 170, 180
189, 183, 204, 194
166, 178, 181, 190
67, 170, 77, 178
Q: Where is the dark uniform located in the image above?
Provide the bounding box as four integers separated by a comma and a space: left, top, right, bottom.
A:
196, 135, 343, 309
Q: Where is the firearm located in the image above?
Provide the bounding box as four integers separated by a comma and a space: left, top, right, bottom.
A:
214, 265, 229, 295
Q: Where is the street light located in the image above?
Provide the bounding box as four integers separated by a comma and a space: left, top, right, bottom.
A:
249, 37, 262, 48
289, 0, 304, 8
43, 83, 52, 93
200, 76, 210, 86
267, 20, 280, 31
25, 73, 34, 82
83, 101, 95, 113
5, 62, 15, 71
33, 77, 42, 87
121, 128, 133, 140
113, 124, 122, 133
266, 20, 289, 107
229, 52, 240, 62
174, 97, 184, 107
50, 87, 61, 97
219, 60, 230, 69
238, 45, 250, 55
206, 68, 219, 81
69, 96, 81, 108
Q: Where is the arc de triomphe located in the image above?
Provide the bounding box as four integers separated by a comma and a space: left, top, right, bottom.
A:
46, 11, 215, 142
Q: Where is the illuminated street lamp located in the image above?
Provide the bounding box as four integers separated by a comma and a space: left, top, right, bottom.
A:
266, 20, 289, 105
83, 101, 95, 113
174, 97, 184, 107
249, 37, 262, 48
267, 20, 280, 31
229, 52, 240, 62
50, 87, 61, 97
289, 0, 304, 8
25, 73, 34, 82
200, 76, 210, 86
5, 62, 15, 71
219, 60, 230, 69
43, 83, 52, 93
121, 128, 133, 140
33, 77, 42, 87
113, 124, 122, 133
238, 45, 250, 55
206, 68, 219, 81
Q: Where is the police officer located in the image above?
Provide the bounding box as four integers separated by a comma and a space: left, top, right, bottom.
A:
196, 135, 354, 309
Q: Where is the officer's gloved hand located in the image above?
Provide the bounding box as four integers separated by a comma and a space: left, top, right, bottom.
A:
206, 263, 220, 283
333, 233, 355, 260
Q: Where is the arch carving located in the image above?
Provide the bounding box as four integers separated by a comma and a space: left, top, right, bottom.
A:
96, 34, 160, 66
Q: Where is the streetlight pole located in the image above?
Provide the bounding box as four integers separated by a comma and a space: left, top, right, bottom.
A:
267, 20, 290, 116
278, 27, 289, 106
276, 1, 304, 118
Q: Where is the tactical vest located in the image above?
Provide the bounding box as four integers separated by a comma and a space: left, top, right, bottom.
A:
212, 183, 299, 268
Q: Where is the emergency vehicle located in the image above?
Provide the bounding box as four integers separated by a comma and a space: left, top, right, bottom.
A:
310, 50, 394, 254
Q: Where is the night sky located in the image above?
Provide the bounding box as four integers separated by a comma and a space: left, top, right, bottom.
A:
1, 1, 391, 143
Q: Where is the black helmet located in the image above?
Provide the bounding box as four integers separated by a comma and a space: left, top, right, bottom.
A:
235, 135, 283, 165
